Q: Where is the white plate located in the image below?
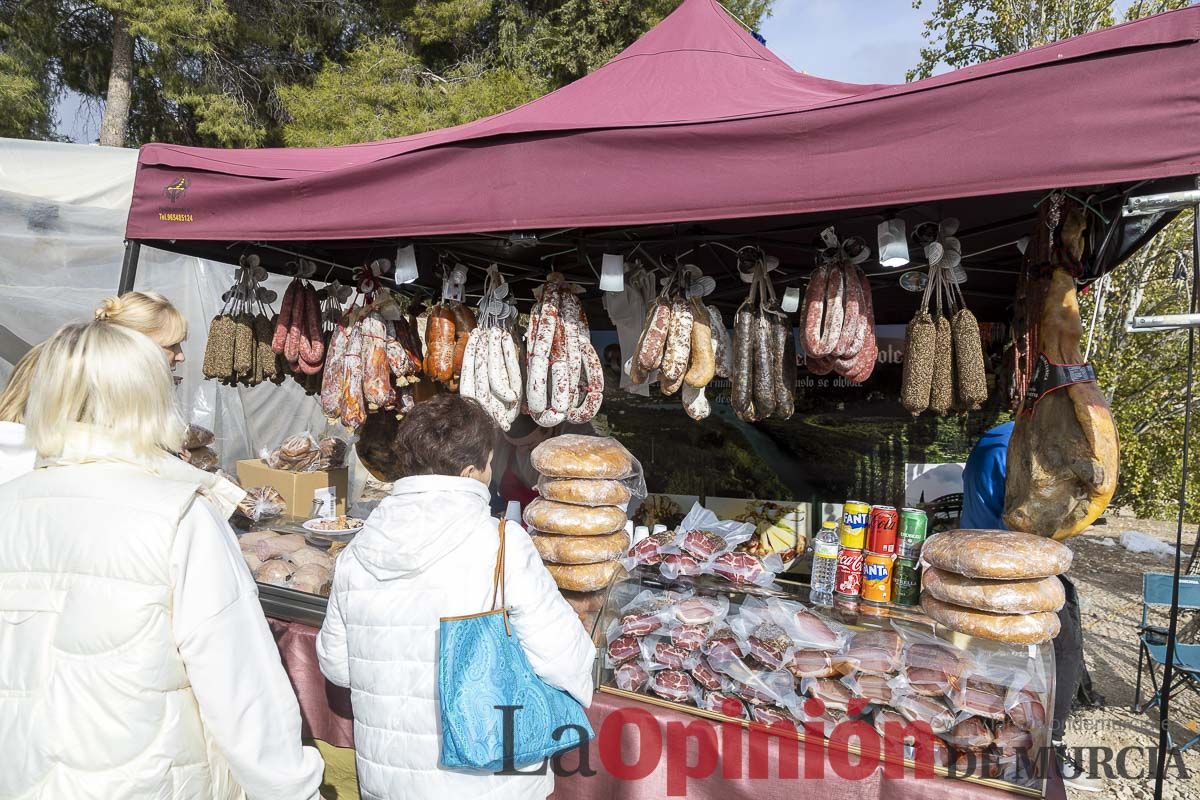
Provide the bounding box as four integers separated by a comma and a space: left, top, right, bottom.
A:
301, 517, 364, 537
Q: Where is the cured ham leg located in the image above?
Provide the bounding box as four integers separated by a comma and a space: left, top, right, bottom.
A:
1005, 268, 1119, 539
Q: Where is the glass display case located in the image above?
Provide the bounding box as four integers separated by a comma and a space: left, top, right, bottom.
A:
591, 569, 1054, 797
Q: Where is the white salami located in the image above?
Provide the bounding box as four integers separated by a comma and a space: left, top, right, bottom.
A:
526, 282, 560, 414
682, 384, 710, 420
487, 328, 517, 404
560, 291, 584, 413
501, 329, 523, 399
567, 342, 604, 424
459, 329, 479, 399
707, 305, 732, 379
320, 324, 349, 418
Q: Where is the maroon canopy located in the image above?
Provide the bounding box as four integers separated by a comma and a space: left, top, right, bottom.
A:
126, 0, 1200, 244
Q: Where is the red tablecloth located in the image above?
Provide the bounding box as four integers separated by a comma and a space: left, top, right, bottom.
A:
269, 618, 354, 748
268, 618, 1065, 800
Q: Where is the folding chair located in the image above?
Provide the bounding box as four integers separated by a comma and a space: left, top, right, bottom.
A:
1133, 572, 1200, 752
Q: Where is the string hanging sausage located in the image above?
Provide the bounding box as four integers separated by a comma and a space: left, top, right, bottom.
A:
660, 298, 694, 382
684, 299, 716, 388
732, 305, 755, 417
752, 308, 777, 419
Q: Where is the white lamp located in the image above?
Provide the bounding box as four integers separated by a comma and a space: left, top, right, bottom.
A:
877, 217, 910, 268
600, 253, 625, 292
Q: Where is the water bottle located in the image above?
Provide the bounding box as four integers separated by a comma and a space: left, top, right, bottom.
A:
810, 520, 840, 607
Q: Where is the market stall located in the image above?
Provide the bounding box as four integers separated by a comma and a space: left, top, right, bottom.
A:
115, 0, 1200, 797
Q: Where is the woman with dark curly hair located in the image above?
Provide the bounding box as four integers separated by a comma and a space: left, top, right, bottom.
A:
319, 394, 594, 800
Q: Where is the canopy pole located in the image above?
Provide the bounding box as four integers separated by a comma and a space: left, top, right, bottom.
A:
1151, 175, 1199, 800
118, 241, 141, 294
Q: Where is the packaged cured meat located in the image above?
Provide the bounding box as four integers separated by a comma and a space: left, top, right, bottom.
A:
615, 661, 651, 693
786, 649, 837, 679
242, 550, 265, 573
182, 446, 219, 472
764, 597, 847, 651
291, 563, 332, 596
1006, 689, 1047, 731
921, 530, 1073, 579
545, 560, 621, 592
943, 716, 994, 751
265, 432, 321, 472
674, 595, 729, 626
802, 677, 854, 712
993, 721, 1034, 756
523, 498, 627, 536
605, 634, 643, 666
643, 637, 701, 671
614, 590, 675, 635
669, 622, 712, 652
709, 551, 776, 587
621, 530, 674, 569
254, 560, 294, 587
530, 434, 637, 480
952, 678, 1009, 720
255, 533, 308, 562
922, 567, 1066, 614
750, 705, 796, 728
726, 667, 798, 708
285, 547, 335, 571
530, 530, 629, 565
690, 658, 726, 692
703, 691, 748, 719
660, 552, 704, 579
536, 477, 632, 508
920, 595, 1061, 644
893, 693, 956, 734
854, 673, 902, 705
679, 529, 728, 560
744, 623, 795, 671
837, 630, 903, 676
701, 627, 747, 667
238, 529, 278, 550
650, 669, 696, 703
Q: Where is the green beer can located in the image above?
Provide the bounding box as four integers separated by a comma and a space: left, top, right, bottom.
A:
898, 508, 928, 560
892, 558, 921, 607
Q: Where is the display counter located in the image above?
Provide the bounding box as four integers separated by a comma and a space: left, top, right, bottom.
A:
592, 571, 1055, 798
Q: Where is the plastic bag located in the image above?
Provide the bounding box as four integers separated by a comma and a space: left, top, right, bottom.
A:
536, 475, 634, 509
529, 434, 649, 500
672, 594, 729, 626
649, 669, 697, 703
619, 530, 674, 571
263, 433, 347, 472
730, 597, 796, 671
614, 660, 654, 692
672, 502, 755, 554
642, 635, 701, 672
707, 551, 777, 587
690, 657, 728, 692
182, 423, 215, 450
237, 486, 286, 522
763, 595, 849, 652
703, 690, 749, 719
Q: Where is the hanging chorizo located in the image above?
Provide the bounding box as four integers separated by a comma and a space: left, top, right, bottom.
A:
660, 297, 694, 382
637, 299, 672, 372
683, 299, 715, 388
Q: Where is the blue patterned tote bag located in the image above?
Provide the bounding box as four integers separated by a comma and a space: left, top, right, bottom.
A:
438, 519, 594, 770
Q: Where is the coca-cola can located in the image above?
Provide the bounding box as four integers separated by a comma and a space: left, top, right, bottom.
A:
866, 505, 899, 555
834, 546, 864, 598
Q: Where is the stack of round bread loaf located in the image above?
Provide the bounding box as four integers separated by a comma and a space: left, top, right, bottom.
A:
525, 435, 632, 602
919, 530, 1072, 645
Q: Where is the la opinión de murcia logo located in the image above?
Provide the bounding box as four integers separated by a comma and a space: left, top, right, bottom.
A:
164, 177, 189, 203
485, 701, 1193, 795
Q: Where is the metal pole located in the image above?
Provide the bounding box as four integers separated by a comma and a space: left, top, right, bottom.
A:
118, 240, 141, 294
1152, 178, 1199, 800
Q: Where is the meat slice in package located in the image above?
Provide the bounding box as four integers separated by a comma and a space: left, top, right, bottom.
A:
680, 528, 728, 560
670, 623, 712, 652
651, 670, 696, 703
606, 634, 642, 666
703, 691, 749, 719
615, 661, 651, 693
645, 638, 700, 671
690, 658, 726, 692
674, 595, 729, 626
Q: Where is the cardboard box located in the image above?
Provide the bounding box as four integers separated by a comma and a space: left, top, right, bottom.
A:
236, 459, 348, 518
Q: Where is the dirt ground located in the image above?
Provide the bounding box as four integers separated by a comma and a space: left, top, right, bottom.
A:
1060, 518, 1200, 798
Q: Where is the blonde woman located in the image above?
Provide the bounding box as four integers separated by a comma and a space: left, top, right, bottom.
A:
0, 343, 42, 482
0, 320, 324, 800
94, 289, 188, 374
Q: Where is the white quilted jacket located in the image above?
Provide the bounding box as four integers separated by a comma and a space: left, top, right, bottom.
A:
317, 475, 596, 800
0, 426, 324, 800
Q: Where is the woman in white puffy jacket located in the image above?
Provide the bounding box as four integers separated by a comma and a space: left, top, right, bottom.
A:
317, 394, 596, 800
0, 321, 324, 800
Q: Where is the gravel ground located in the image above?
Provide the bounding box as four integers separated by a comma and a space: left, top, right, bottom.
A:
1059, 518, 1200, 798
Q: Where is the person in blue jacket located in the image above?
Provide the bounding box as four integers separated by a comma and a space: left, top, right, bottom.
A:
959, 420, 1099, 791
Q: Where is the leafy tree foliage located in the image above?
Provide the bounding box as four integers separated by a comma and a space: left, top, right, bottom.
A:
0, 0, 774, 147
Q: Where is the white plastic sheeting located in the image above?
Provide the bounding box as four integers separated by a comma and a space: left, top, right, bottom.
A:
0, 137, 332, 471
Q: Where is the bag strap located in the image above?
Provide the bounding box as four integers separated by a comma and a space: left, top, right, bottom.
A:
491, 518, 507, 612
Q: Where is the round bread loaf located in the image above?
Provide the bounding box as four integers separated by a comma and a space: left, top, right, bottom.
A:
530, 434, 634, 479
538, 477, 631, 507
524, 498, 627, 536
922, 567, 1065, 614
560, 588, 607, 627
920, 595, 1060, 644
921, 529, 1073, 579
546, 560, 622, 592
531, 530, 629, 565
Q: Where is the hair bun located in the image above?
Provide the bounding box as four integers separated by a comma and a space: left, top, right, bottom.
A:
95, 296, 122, 321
